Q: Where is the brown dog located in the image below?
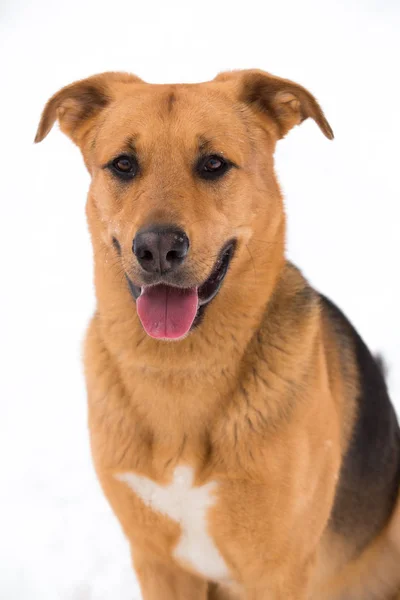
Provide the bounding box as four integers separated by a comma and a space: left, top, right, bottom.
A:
35, 70, 400, 599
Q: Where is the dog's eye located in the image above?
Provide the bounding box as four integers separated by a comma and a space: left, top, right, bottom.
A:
204, 156, 224, 171
110, 155, 138, 180
197, 155, 231, 181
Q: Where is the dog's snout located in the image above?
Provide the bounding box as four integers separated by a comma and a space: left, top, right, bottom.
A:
133, 226, 189, 274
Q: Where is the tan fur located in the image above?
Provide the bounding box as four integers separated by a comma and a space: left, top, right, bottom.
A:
35, 70, 400, 599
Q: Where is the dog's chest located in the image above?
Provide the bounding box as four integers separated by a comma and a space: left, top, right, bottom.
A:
116, 465, 230, 581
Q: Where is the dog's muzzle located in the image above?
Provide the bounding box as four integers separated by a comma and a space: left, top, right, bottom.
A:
126, 239, 236, 340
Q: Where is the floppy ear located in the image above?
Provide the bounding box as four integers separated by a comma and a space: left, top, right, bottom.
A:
34, 71, 143, 145
216, 69, 333, 140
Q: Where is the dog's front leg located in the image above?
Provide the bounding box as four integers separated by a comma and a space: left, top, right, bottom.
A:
243, 581, 310, 600
241, 557, 314, 600
133, 553, 208, 600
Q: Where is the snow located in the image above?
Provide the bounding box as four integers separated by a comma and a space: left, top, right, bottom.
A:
1, 1, 399, 598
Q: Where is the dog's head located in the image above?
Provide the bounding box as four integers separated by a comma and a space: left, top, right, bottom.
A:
35, 70, 332, 341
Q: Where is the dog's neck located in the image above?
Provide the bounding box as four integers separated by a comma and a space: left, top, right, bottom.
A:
89, 215, 314, 442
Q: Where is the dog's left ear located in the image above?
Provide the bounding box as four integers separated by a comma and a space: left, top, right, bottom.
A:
216, 69, 333, 140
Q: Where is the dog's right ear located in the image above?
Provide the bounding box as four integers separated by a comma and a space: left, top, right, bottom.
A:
34, 72, 143, 145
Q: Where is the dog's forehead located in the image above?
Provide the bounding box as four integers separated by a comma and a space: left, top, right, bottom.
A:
114, 81, 236, 117
95, 83, 251, 162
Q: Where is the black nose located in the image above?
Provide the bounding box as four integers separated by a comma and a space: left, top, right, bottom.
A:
133, 226, 190, 274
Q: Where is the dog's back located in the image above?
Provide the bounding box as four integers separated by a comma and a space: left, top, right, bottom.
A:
323, 295, 400, 547
316, 294, 400, 598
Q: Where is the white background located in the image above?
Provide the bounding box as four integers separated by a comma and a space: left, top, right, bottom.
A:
1, 1, 399, 598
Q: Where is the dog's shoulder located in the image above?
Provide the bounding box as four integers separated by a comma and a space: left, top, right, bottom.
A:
319, 294, 400, 550
270, 261, 320, 318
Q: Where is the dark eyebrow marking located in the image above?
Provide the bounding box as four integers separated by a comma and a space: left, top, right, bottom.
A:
198, 135, 213, 154
124, 136, 137, 154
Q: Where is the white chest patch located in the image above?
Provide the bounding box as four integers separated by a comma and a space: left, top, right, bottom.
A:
116, 465, 230, 581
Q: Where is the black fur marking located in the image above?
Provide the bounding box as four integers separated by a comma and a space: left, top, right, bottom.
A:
72, 84, 110, 124
375, 353, 389, 379
125, 137, 137, 155
166, 92, 176, 113
112, 236, 121, 255
321, 294, 400, 550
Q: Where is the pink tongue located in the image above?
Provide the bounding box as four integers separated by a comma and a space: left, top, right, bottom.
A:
137, 285, 199, 339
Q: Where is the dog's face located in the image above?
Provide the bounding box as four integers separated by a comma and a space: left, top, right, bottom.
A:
35, 70, 332, 341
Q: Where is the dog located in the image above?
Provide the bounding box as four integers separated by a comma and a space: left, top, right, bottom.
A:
35, 69, 400, 599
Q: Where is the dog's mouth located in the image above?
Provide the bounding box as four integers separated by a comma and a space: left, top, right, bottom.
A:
127, 241, 236, 340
